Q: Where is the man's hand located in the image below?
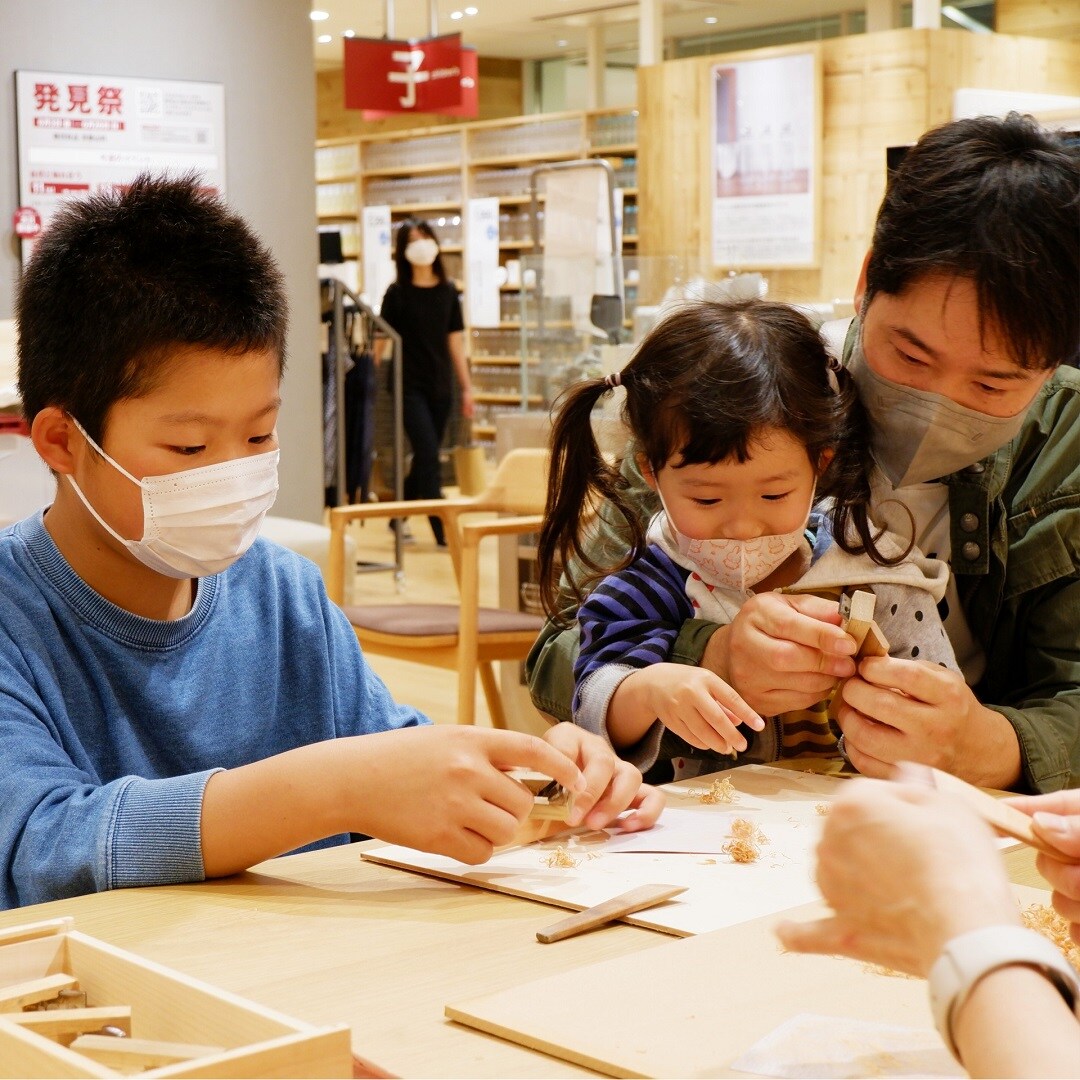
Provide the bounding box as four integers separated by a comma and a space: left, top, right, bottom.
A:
834, 656, 1022, 789
703, 593, 856, 715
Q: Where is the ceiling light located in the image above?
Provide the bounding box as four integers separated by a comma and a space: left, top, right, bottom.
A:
343, 29, 355, 37
704, 15, 718, 23
310, 9, 329, 20
450, 10, 464, 19
316, 33, 332, 43
556, 38, 568, 46
464, 5, 478, 13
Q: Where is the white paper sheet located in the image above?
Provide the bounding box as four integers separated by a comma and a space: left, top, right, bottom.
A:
730, 1013, 965, 1079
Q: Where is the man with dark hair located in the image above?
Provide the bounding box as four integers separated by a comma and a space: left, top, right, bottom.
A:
0, 174, 661, 910
528, 112, 1080, 793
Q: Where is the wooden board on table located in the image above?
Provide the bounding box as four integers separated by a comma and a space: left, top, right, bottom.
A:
446, 884, 1054, 1080
363, 765, 846, 938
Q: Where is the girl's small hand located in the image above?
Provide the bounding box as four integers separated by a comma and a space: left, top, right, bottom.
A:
620, 664, 763, 756
460, 387, 475, 420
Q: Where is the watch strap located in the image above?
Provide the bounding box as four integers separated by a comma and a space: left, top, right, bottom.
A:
929, 925, 1080, 1059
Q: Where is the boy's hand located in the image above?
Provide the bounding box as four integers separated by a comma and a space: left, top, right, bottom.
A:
543, 723, 664, 833
618, 664, 763, 756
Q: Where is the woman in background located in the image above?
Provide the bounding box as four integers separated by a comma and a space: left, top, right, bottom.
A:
379, 219, 473, 545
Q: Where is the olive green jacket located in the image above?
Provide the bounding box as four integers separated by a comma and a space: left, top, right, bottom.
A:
525, 361, 1080, 793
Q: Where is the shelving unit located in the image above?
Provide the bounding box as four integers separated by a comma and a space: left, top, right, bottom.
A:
314, 106, 639, 444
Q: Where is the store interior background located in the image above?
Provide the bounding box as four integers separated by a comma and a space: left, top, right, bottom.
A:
1, 0, 1078, 528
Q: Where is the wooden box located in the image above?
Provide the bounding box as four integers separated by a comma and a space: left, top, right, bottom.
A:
0, 918, 353, 1078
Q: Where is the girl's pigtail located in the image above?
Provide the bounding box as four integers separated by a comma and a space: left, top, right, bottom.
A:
538, 375, 643, 622
826, 360, 913, 565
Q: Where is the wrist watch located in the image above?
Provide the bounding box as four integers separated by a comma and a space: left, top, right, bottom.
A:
929, 924, 1080, 1059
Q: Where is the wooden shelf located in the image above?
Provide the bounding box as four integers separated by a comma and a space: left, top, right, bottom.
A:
440, 243, 463, 253
362, 161, 462, 177
499, 282, 535, 291
471, 356, 540, 366
619, 187, 639, 197
316, 172, 358, 184
473, 392, 544, 405
494, 194, 545, 206
588, 142, 637, 155
317, 210, 357, 221
473, 424, 496, 439
386, 201, 461, 213
623, 233, 639, 243
469, 149, 583, 168
498, 239, 535, 250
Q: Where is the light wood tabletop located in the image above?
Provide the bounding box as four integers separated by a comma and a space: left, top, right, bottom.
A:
0, 798, 1048, 1078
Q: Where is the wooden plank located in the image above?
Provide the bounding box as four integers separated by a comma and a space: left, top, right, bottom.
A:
0, 973, 78, 1012
536, 886, 688, 944
69, 1034, 224, 1071
10, 1006, 132, 1042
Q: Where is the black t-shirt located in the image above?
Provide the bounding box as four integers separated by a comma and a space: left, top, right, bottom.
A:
379, 280, 464, 402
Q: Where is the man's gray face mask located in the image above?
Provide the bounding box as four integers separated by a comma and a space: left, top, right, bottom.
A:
845, 334, 1029, 487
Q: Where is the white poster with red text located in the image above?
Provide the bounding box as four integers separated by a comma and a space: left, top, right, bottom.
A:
15, 71, 225, 263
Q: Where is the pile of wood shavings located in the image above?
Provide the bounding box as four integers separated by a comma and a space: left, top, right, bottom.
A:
1022, 903, 1080, 973
542, 845, 579, 869
815, 803, 830, 816
691, 776, 739, 804
722, 817, 769, 863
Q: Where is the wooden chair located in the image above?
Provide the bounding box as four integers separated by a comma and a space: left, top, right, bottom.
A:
325, 448, 549, 728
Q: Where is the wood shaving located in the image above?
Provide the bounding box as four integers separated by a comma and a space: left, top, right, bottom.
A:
1021, 903, 1080, 973
542, 845, 579, 869
722, 817, 769, 863
862, 962, 918, 980
815, 803, 830, 816
692, 776, 739, 804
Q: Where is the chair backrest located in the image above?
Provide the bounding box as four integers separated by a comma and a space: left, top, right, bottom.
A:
478, 448, 549, 516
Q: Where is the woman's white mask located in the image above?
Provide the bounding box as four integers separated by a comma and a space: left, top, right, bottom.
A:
404, 237, 439, 267
66, 418, 279, 579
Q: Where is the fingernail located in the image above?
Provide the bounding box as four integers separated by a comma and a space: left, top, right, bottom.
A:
1033, 812, 1069, 837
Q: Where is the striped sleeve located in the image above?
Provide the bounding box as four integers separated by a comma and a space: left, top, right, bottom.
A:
573, 545, 694, 701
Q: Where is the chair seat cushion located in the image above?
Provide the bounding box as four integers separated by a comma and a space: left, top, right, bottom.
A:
342, 603, 546, 637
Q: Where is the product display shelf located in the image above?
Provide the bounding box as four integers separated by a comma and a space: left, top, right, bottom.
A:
314, 107, 639, 444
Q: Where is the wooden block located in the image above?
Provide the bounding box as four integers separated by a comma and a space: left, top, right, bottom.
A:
838, 590, 876, 654
0, 973, 78, 1013
69, 1034, 224, 1071
927, 768, 1076, 862
536, 885, 688, 944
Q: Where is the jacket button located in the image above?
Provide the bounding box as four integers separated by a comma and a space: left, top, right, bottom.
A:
964, 462, 986, 475
962, 541, 981, 561
960, 513, 979, 532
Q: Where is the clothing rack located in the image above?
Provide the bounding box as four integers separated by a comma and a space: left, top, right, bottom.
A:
321, 277, 406, 580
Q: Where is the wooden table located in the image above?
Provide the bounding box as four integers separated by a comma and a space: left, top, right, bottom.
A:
0, 823, 1047, 1078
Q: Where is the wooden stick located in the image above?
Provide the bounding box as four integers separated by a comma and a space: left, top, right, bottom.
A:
535, 885, 687, 944
927, 768, 1076, 861
0, 973, 78, 1012
69, 1034, 224, 1070
11, 1006, 132, 1043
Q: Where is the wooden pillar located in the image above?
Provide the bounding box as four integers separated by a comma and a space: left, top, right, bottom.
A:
639, 0, 662, 66
586, 24, 605, 109
912, 0, 942, 29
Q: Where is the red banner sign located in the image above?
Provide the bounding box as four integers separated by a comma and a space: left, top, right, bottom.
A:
344, 34, 469, 115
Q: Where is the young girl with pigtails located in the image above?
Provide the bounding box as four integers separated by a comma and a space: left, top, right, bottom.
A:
537, 299, 958, 782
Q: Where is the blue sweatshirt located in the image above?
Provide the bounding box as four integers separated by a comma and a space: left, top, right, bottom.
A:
0, 512, 428, 909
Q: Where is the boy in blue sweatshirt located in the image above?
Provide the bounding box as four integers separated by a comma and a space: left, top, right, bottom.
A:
0, 175, 661, 910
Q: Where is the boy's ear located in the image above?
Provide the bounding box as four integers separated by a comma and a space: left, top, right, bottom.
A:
31, 408, 79, 475
853, 249, 872, 312
637, 453, 657, 491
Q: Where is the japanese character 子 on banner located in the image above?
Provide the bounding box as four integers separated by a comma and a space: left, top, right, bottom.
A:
343, 34, 470, 115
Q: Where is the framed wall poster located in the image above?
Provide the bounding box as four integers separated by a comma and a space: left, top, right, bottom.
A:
709, 48, 821, 269
14, 71, 225, 263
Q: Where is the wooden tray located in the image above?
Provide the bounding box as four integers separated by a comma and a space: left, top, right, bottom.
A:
0, 918, 353, 1078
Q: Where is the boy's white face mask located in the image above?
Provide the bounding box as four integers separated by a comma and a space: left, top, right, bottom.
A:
66, 418, 279, 580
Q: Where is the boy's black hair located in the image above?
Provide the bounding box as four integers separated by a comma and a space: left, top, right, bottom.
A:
866, 112, 1079, 370
538, 299, 896, 620
392, 218, 448, 286
17, 173, 288, 442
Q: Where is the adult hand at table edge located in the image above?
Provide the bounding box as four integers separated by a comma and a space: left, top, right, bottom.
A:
774, 777, 1021, 977
705, 593, 856, 716
543, 722, 664, 832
